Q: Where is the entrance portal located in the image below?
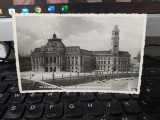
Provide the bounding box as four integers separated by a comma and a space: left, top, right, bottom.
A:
50, 67, 52, 72
45, 67, 48, 72
54, 67, 56, 72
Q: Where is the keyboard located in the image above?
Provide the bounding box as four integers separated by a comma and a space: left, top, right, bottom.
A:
0, 64, 160, 120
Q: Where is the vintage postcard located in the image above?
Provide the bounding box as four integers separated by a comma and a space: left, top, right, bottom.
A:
12, 14, 147, 94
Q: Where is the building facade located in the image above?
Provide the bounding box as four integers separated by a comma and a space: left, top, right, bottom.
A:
30, 25, 131, 72
130, 57, 140, 72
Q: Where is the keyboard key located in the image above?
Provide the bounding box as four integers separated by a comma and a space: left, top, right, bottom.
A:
131, 94, 140, 100
0, 75, 5, 81
119, 116, 138, 120
3, 105, 25, 119
27, 93, 43, 104
122, 100, 141, 114
96, 117, 117, 120
7, 84, 19, 93
114, 94, 130, 100
45, 103, 63, 119
62, 93, 77, 102
80, 93, 95, 102
140, 100, 160, 113
65, 103, 83, 118
75, 117, 96, 120
103, 101, 123, 116
44, 92, 60, 103
56, 119, 71, 120
97, 93, 113, 101
145, 88, 160, 98
24, 104, 44, 119
0, 84, 8, 93
4, 74, 17, 81
0, 93, 10, 104
84, 102, 103, 117
139, 115, 159, 120
9, 93, 26, 104
0, 105, 6, 117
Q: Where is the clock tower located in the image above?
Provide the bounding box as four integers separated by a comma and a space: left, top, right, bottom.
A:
111, 25, 119, 55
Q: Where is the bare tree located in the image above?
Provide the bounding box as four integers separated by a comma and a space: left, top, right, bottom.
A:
137, 51, 141, 62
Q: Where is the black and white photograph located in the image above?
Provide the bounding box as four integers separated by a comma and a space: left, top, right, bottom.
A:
12, 14, 147, 93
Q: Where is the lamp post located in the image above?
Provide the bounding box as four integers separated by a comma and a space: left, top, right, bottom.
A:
52, 71, 54, 80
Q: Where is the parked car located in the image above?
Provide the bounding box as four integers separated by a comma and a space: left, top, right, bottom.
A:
95, 80, 101, 83
102, 80, 106, 82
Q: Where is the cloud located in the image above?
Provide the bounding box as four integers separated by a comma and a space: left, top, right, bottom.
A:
15, 15, 146, 58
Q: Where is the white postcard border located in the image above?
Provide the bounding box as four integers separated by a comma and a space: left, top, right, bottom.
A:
12, 13, 147, 94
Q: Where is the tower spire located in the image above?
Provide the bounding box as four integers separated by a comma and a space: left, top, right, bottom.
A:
54, 28, 55, 34
53, 29, 57, 39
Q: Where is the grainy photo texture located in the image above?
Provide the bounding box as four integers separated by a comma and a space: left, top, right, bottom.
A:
13, 14, 147, 93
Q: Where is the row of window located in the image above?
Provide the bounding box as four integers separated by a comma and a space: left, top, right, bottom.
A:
66, 57, 79, 60
119, 61, 130, 64
96, 57, 110, 60
97, 66, 110, 69
66, 48, 79, 52
96, 61, 110, 65
66, 61, 78, 65
33, 66, 39, 70
66, 66, 79, 70
65, 57, 79, 60
95, 57, 130, 61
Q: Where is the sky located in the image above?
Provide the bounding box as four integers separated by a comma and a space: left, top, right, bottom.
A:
15, 14, 146, 58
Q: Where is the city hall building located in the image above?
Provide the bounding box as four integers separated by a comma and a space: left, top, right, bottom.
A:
31, 25, 131, 72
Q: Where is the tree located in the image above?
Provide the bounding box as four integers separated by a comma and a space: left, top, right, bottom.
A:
137, 51, 141, 62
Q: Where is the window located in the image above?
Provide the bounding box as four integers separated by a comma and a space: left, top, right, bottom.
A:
46, 57, 48, 64
115, 32, 118, 35
54, 57, 56, 63
50, 57, 52, 63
